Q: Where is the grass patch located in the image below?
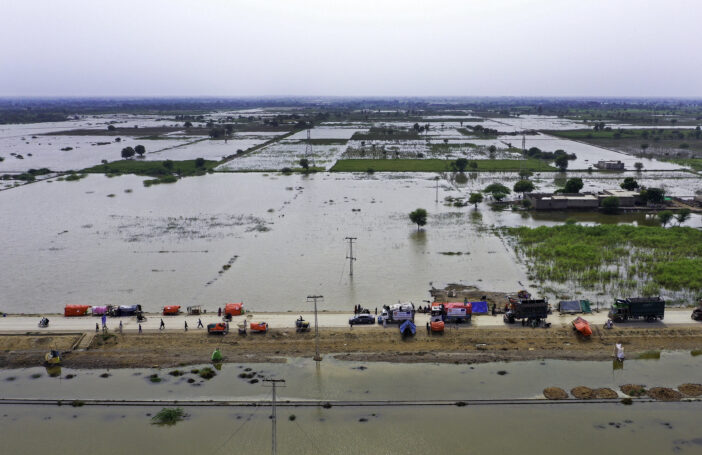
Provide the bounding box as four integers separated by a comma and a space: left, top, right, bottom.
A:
691, 350, 702, 357
351, 127, 420, 141
330, 159, 555, 172
149, 374, 162, 383
64, 173, 87, 181
658, 157, 702, 172
83, 159, 217, 178
71, 400, 85, 407
502, 224, 702, 293
151, 407, 187, 426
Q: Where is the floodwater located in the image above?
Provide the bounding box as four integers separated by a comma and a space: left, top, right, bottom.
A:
2, 352, 701, 402
2, 403, 700, 454
0, 172, 699, 314
1, 354, 702, 454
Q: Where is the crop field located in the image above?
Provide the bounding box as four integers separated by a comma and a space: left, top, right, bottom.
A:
216, 140, 344, 171
502, 224, 702, 302
547, 128, 702, 157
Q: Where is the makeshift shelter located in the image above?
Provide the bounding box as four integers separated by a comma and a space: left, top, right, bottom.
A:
64, 305, 91, 317
225, 303, 243, 316
558, 300, 582, 314
162, 305, 181, 315
91, 306, 109, 316
470, 301, 489, 314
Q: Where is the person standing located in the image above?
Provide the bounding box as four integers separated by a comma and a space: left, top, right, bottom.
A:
101, 314, 107, 330
218, 307, 222, 317
95, 322, 99, 333
184, 321, 188, 331
119, 320, 123, 334
160, 319, 165, 331
614, 342, 625, 361
138, 324, 142, 334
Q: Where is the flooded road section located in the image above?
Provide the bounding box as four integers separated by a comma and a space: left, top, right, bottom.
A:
1, 353, 702, 454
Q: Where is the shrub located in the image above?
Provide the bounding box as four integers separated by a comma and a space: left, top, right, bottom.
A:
151, 407, 187, 426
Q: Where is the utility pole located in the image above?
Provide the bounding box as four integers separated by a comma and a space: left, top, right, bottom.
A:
434, 176, 439, 203
307, 295, 323, 361
345, 237, 357, 277
305, 128, 314, 167
263, 378, 286, 455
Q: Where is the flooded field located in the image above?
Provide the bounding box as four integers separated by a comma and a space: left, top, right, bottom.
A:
1, 353, 702, 454
0, 171, 699, 314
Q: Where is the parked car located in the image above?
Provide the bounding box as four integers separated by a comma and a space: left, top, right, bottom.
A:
349, 314, 375, 325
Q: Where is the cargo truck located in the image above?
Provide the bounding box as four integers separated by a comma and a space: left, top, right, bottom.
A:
608, 297, 665, 323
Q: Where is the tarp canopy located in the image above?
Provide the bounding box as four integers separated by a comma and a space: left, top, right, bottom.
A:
579, 300, 592, 313
91, 306, 109, 315
558, 300, 581, 313
470, 301, 489, 314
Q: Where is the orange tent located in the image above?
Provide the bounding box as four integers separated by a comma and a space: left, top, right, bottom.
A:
225, 303, 243, 316
163, 305, 181, 315
64, 305, 91, 317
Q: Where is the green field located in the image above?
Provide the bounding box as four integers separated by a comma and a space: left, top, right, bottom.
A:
546, 128, 702, 154
503, 224, 702, 295
330, 159, 556, 172
83, 159, 218, 177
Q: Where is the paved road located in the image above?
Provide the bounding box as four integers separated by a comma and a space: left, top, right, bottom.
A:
0, 309, 697, 334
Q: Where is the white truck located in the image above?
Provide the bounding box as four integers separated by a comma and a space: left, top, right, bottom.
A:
378, 302, 415, 324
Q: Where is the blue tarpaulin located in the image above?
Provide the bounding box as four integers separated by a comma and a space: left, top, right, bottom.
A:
558, 300, 581, 313
471, 301, 489, 314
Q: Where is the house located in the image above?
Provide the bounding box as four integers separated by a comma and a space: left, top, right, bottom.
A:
600, 189, 638, 207
594, 160, 625, 170
527, 193, 599, 210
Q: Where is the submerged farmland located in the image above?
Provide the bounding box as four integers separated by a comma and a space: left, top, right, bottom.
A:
502, 224, 702, 302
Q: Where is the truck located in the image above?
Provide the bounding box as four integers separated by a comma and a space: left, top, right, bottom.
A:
608, 297, 665, 323
378, 302, 415, 324
503, 298, 549, 327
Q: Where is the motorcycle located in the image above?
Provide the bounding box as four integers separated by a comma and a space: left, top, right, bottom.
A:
38, 317, 49, 328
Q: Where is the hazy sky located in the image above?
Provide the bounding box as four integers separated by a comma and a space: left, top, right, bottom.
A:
1, 0, 700, 97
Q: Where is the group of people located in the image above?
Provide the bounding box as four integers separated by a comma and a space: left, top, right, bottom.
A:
92, 316, 205, 334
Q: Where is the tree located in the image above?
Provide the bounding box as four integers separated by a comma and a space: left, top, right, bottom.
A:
454, 158, 468, 172
601, 196, 620, 214
469, 161, 478, 170
518, 169, 533, 179
163, 160, 174, 170
675, 208, 691, 226
134, 144, 146, 158
513, 180, 535, 195
620, 177, 639, 191
107, 125, 116, 131
184, 121, 193, 128
484, 183, 511, 196
492, 192, 507, 201
657, 210, 673, 227
634, 162, 644, 172
468, 192, 483, 208
555, 154, 569, 171
563, 178, 584, 194
644, 187, 665, 204
488, 145, 497, 154
299, 158, 310, 170
409, 208, 428, 231
194, 157, 206, 168
120, 147, 135, 159
640, 143, 649, 155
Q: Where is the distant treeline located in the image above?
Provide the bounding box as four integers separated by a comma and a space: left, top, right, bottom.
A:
2, 96, 702, 124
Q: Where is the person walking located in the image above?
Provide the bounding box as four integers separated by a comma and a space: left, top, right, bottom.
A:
197, 318, 203, 329
95, 322, 99, 333
138, 324, 142, 334
184, 320, 188, 331
160, 319, 165, 331
119, 320, 123, 334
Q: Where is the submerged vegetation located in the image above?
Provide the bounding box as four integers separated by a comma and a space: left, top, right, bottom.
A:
503, 224, 702, 296
151, 407, 187, 426
83, 158, 217, 181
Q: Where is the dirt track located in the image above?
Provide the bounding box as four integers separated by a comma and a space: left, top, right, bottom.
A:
2, 325, 701, 369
